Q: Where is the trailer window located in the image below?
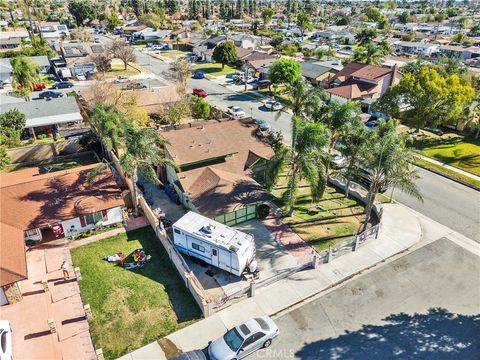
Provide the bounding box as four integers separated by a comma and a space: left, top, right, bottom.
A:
192, 243, 205, 252
174, 229, 181, 234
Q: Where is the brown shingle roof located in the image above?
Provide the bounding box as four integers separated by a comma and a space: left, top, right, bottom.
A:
0, 164, 124, 231
331, 62, 393, 83
0, 223, 27, 287
163, 120, 274, 166
0, 164, 124, 285
188, 167, 272, 217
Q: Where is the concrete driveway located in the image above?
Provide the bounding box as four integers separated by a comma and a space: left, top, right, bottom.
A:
249, 236, 480, 359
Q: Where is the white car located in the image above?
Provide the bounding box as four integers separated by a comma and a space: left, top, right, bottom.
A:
264, 100, 283, 111
208, 316, 279, 360
227, 106, 247, 119
0, 320, 12, 360
114, 76, 130, 83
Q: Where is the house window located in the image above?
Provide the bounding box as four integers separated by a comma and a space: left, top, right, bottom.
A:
25, 229, 38, 237
192, 243, 205, 253
83, 211, 104, 226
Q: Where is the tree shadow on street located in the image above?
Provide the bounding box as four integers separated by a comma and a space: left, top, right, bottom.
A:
296, 308, 480, 360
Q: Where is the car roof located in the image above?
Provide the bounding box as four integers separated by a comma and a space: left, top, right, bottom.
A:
237, 318, 262, 336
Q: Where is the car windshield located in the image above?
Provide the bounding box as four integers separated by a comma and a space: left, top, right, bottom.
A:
223, 328, 244, 352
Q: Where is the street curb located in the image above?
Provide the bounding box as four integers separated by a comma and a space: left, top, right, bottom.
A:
413, 161, 480, 191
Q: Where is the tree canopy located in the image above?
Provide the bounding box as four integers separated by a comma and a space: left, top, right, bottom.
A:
0, 109, 26, 148
212, 41, 237, 69
373, 66, 475, 131
268, 58, 301, 87
68, 0, 96, 26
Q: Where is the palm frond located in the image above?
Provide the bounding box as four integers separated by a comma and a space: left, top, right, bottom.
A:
86, 163, 109, 186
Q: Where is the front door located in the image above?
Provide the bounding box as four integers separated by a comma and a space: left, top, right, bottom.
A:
211, 248, 219, 267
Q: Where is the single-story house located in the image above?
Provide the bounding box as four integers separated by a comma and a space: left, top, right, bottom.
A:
394, 41, 440, 56
0, 56, 51, 83
159, 120, 275, 222
193, 35, 227, 61
60, 43, 104, 76
244, 57, 278, 79
438, 45, 480, 59
132, 28, 172, 41
1, 97, 83, 139
38, 21, 69, 46
327, 62, 401, 108
301, 60, 343, 87
0, 28, 30, 52
122, 24, 148, 35
230, 33, 257, 49
0, 164, 125, 305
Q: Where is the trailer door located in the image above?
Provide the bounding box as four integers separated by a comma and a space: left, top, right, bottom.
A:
211, 248, 219, 267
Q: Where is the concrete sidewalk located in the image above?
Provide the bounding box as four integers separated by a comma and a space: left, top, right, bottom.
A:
118, 203, 479, 360
416, 153, 480, 181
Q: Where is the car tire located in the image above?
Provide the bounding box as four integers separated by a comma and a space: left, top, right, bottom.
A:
263, 339, 272, 348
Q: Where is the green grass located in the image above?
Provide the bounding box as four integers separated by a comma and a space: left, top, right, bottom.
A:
413, 158, 480, 189
409, 132, 480, 176
106, 63, 141, 77
71, 227, 201, 360
194, 63, 239, 76
272, 176, 371, 252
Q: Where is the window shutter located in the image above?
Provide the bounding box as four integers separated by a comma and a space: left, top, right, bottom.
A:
102, 210, 108, 220
79, 216, 86, 227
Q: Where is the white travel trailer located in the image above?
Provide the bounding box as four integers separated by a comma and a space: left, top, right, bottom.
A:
172, 211, 257, 277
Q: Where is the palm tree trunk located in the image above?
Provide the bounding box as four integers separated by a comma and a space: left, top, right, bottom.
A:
287, 164, 298, 217
362, 190, 375, 232
132, 167, 139, 215
389, 185, 395, 203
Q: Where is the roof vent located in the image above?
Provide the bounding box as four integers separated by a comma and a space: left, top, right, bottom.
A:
201, 224, 214, 234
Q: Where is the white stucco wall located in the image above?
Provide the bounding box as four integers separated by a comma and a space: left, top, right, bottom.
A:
61, 206, 124, 236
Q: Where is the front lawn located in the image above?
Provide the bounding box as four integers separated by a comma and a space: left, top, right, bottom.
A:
409, 131, 480, 176
106, 61, 141, 77
194, 63, 239, 76
71, 227, 201, 359
272, 175, 374, 252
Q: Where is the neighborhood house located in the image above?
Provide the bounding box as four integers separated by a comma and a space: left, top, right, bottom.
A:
0, 164, 125, 305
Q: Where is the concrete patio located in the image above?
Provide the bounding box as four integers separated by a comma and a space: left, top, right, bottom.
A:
1, 243, 96, 360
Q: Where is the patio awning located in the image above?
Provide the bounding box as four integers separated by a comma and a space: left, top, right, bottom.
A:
25, 112, 83, 128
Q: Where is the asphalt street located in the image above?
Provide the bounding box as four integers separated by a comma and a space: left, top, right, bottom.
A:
249, 237, 480, 359
394, 166, 480, 243
96, 38, 480, 243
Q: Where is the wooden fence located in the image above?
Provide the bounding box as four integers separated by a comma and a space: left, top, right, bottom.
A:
6, 139, 84, 163
106, 150, 210, 317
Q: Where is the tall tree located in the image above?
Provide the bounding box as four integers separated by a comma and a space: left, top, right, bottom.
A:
68, 0, 96, 26
0, 109, 26, 147
265, 117, 331, 216
352, 43, 386, 65
373, 66, 475, 131
360, 120, 422, 229
355, 28, 377, 46
268, 58, 301, 90
110, 40, 135, 70
119, 124, 175, 214
261, 7, 275, 29
11, 56, 40, 99
323, 101, 361, 151
335, 122, 370, 197
212, 41, 237, 69
296, 12, 313, 39
288, 76, 328, 118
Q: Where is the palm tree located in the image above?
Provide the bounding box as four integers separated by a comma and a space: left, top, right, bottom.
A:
287, 77, 329, 119
119, 123, 176, 214
88, 103, 126, 156
335, 122, 370, 197
11, 56, 41, 100
265, 117, 331, 216
353, 43, 385, 65
361, 120, 422, 230
322, 101, 361, 151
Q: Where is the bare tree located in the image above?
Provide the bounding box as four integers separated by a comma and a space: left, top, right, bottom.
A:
166, 59, 192, 94
109, 40, 135, 70
90, 52, 112, 74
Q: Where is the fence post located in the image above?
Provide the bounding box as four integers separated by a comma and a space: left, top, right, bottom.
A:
311, 250, 318, 269
249, 279, 256, 297
353, 231, 359, 251
326, 248, 332, 263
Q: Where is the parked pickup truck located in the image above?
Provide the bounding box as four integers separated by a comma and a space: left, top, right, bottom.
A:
227, 106, 246, 119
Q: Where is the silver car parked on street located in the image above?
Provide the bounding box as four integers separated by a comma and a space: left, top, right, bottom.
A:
208, 316, 279, 360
